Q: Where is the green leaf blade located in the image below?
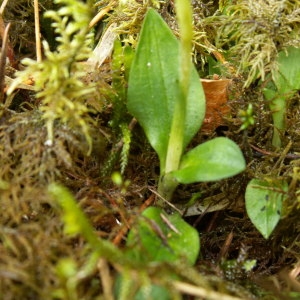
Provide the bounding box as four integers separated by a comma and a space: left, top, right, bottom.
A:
126, 207, 200, 266
127, 9, 205, 170
172, 137, 246, 184
274, 47, 300, 94
245, 179, 288, 239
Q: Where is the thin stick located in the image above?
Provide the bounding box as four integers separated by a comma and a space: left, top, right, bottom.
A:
0, 0, 9, 15
112, 193, 155, 246
160, 212, 181, 234
34, 0, 42, 62
89, 1, 116, 29
173, 281, 243, 300
0, 23, 10, 104
250, 143, 300, 159
97, 258, 114, 300
148, 187, 183, 215
217, 231, 234, 262
0, 13, 16, 68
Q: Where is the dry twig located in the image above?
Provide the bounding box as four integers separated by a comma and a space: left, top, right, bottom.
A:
34, 0, 42, 62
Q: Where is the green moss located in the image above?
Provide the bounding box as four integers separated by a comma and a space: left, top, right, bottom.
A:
203, 0, 300, 86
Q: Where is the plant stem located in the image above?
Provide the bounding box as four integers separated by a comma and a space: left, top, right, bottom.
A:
270, 96, 286, 148
263, 87, 286, 148
158, 0, 193, 202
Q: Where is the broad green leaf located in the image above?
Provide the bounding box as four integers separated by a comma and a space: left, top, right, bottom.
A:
273, 47, 300, 94
171, 137, 245, 184
126, 207, 200, 266
127, 9, 205, 170
245, 179, 288, 239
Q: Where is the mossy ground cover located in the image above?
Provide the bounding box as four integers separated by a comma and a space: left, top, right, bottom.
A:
0, 1, 300, 299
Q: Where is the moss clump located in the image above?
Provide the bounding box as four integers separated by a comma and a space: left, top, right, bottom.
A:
203, 0, 300, 86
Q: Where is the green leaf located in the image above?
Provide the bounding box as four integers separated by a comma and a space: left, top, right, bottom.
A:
274, 47, 300, 94
126, 207, 200, 266
245, 179, 288, 239
171, 137, 246, 184
127, 9, 205, 170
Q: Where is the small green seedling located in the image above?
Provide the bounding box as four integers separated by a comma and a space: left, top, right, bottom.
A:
263, 47, 300, 148
127, 7, 246, 203
238, 103, 255, 131
245, 178, 288, 239
124, 2, 245, 297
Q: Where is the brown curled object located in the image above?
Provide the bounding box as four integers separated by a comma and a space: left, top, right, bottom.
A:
201, 78, 231, 133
